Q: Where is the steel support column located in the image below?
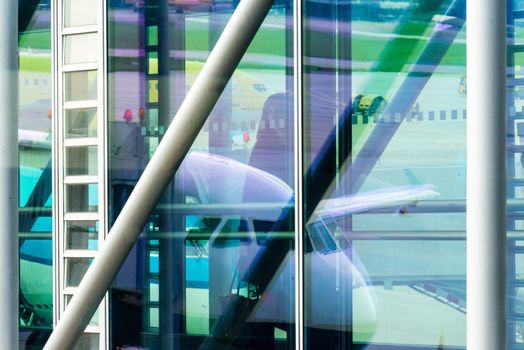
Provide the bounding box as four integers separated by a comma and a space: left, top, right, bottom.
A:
43, 0, 274, 348
0, 0, 18, 348
467, 0, 507, 348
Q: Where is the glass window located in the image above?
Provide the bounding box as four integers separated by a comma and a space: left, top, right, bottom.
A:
18, 0, 53, 346
66, 221, 99, 250
64, 33, 98, 65
65, 108, 98, 138
72, 333, 99, 350
64, 0, 97, 27
508, 1, 524, 346
66, 258, 93, 287
66, 145, 98, 176
64, 70, 97, 102
302, 0, 466, 348
66, 183, 98, 213
108, 1, 295, 348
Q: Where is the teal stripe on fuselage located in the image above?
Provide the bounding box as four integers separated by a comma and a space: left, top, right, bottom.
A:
21, 240, 52, 266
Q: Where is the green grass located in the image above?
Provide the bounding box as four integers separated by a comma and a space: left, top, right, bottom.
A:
18, 17, 467, 74
111, 17, 465, 73
19, 30, 51, 50
20, 54, 51, 73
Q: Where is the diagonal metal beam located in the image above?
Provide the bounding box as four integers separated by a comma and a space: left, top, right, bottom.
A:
43, 0, 275, 348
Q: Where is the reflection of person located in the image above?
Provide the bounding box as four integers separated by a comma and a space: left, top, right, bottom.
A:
213, 93, 294, 348
249, 93, 293, 187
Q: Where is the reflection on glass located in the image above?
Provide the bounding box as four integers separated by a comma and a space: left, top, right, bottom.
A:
19, 0, 53, 345
64, 70, 97, 102
303, 0, 466, 348
65, 108, 98, 138
510, 0, 524, 342
149, 308, 159, 329
66, 258, 93, 287
147, 26, 158, 46
66, 183, 98, 213
516, 254, 524, 280
64, 0, 97, 27
64, 33, 98, 65
65, 294, 99, 326
72, 333, 99, 350
108, 1, 294, 348
66, 145, 98, 176
66, 221, 99, 250
147, 79, 158, 103
148, 52, 158, 75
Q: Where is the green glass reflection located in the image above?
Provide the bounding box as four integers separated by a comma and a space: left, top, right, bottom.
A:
18, 0, 54, 344
147, 25, 158, 46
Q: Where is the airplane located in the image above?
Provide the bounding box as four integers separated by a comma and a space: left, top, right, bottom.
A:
16, 0, 463, 344
19, 120, 446, 344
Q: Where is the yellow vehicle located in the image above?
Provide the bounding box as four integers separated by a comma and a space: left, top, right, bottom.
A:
353, 94, 387, 115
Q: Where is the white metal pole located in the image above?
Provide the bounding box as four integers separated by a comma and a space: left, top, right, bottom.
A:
467, 0, 507, 349
0, 0, 18, 348
43, 0, 274, 348
294, 0, 303, 348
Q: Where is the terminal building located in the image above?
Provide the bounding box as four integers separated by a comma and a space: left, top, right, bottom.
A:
9, 0, 516, 349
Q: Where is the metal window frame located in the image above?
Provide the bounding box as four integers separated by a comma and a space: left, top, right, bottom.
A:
52, 0, 108, 348
293, 0, 304, 348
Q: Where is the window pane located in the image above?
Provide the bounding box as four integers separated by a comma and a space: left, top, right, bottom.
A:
66, 183, 98, 213
65, 108, 98, 138
66, 258, 93, 287
64, 70, 97, 102
66, 145, 98, 176
18, 0, 54, 343
108, 1, 295, 348
66, 221, 99, 250
509, 1, 524, 346
72, 333, 99, 350
64, 33, 98, 65
303, 0, 466, 348
64, 0, 97, 27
